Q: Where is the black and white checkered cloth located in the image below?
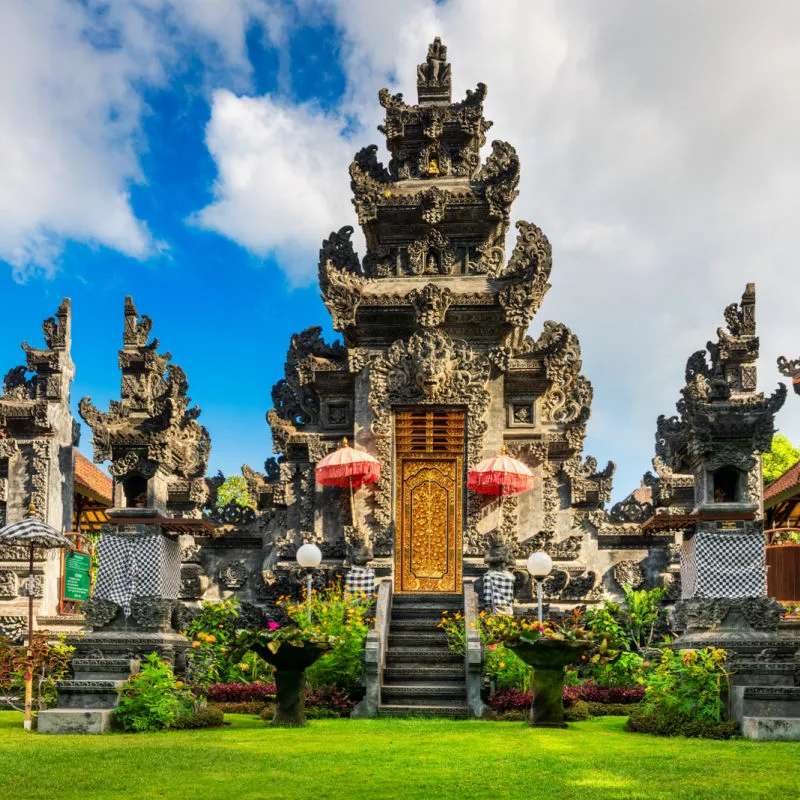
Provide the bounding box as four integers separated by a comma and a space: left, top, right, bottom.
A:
681, 529, 765, 600
344, 567, 375, 598
94, 533, 181, 616
484, 569, 515, 615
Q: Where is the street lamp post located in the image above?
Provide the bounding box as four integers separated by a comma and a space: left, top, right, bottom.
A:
295, 543, 322, 624
526, 551, 553, 627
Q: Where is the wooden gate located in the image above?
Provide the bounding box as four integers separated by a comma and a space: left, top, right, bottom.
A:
395, 409, 464, 593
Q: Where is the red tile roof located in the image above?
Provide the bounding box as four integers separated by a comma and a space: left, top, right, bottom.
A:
74, 451, 113, 505
764, 459, 800, 505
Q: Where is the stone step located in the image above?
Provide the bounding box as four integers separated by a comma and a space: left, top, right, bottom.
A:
742, 716, 800, 740
378, 704, 469, 718
740, 686, 800, 719
383, 684, 466, 702
383, 665, 464, 684
55, 679, 127, 710
390, 619, 447, 633
388, 632, 449, 648
390, 606, 451, 620
385, 648, 462, 665
71, 658, 139, 681
392, 593, 462, 607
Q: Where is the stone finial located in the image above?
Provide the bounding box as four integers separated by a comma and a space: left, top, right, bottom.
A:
417, 36, 452, 104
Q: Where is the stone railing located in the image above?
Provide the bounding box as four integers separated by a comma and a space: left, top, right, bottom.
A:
351, 578, 392, 718
463, 581, 486, 718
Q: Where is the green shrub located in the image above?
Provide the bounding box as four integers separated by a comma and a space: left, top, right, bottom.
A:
642, 647, 729, 725
586, 701, 638, 717
563, 700, 590, 721
171, 707, 225, 730
113, 654, 194, 732
0, 633, 73, 711
209, 701, 268, 715
183, 599, 271, 686
279, 584, 374, 692
627, 705, 738, 739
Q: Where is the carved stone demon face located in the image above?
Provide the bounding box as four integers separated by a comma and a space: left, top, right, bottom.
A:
411, 331, 453, 400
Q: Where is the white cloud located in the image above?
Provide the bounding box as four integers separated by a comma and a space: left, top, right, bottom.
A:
0, 0, 289, 281
192, 90, 358, 284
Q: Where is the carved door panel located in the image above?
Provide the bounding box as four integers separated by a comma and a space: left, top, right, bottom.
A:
395, 409, 464, 593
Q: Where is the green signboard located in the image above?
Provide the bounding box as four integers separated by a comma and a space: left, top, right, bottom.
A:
63, 550, 91, 602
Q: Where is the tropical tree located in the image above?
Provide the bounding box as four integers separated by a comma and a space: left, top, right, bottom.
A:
762, 433, 800, 485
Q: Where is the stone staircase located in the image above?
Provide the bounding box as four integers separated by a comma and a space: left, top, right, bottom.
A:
378, 593, 469, 717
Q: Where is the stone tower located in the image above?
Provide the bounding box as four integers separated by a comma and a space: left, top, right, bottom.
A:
260, 39, 671, 605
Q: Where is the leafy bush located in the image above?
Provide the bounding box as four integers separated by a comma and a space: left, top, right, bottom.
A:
209, 701, 268, 715
486, 688, 531, 713
625, 647, 732, 737
574, 681, 645, 705
440, 612, 531, 691
205, 682, 276, 703
0, 633, 73, 711
171, 707, 226, 729
585, 584, 667, 658
563, 700, 590, 721
114, 653, 195, 732
586, 701, 639, 717
183, 599, 271, 686
277, 584, 374, 692
627, 705, 738, 739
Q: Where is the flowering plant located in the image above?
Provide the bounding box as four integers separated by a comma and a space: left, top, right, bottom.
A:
0, 633, 73, 711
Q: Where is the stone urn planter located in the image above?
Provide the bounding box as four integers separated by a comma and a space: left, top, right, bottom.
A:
247, 641, 330, 727
510, 638, 590, 728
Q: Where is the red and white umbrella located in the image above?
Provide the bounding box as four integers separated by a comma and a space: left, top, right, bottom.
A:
468, 446, 535, 527
467, 447, 535, 496
315, 438, 381, 525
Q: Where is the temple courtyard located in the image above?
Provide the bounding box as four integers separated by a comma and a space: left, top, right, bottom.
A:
1, 712, 797, 800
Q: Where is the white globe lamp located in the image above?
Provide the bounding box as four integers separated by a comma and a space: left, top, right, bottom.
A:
296, 543, 322, 569
296, 543, 322, 622
526, 551, 553, 626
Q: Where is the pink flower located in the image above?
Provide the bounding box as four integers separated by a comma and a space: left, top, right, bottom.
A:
537, 625, 545, 634
267, 621, 280, 631
487, 644, 497, 650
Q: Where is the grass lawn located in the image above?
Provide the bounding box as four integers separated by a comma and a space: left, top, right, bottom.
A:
1, 711, 798, 800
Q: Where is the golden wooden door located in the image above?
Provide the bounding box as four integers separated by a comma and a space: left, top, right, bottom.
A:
395, 409, 464, 593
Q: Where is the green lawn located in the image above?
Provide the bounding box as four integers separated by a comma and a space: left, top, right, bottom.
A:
1, 711, 798, 800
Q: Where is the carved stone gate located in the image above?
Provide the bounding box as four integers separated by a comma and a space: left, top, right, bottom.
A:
395, 409, 464, 593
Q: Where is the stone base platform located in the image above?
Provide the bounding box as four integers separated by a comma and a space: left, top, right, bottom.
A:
37, 709, 113, 735
742, 716, 800, 741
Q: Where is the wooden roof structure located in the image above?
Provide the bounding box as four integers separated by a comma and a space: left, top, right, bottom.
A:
764, 458, 800, 531
73, 451, 112, 533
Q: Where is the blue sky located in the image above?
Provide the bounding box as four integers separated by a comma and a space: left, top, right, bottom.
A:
1, 1, 799, 500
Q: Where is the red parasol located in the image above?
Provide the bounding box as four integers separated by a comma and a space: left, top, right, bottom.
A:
467, 446, 535, 496
467, 446, 535, 528
315, 439, 381, 525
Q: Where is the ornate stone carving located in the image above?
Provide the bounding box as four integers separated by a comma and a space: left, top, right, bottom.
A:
369, 329, 490, 537
0, 616, 26, 643
613, 560, 645, 590
130, 597, 178, 631
82, 598, 120, 629
219, 561, 249, 590
180, 564, 208, 600
80, 297, 210, 489
0, 570, 17, 598
609, 495, 654, 524
408, 283, 453, 328
408, 230, 456, 275
675, 597, 783, 633
477, 140, 520, 221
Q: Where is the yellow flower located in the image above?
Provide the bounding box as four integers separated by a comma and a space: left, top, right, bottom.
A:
192, 641, 201, 648
175, 681, 184, 687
